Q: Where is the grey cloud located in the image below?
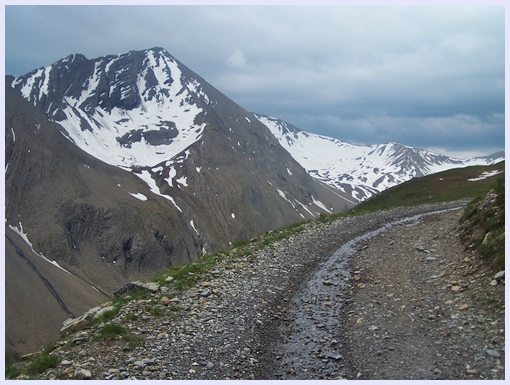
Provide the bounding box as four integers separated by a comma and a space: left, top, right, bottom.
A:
5, 5, 505, 156
290, 112, 504, 151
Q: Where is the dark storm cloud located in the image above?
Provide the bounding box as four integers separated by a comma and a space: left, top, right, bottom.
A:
5, 4, 505, 157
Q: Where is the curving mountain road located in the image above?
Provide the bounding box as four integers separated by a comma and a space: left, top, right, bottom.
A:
259, 205, 504, 380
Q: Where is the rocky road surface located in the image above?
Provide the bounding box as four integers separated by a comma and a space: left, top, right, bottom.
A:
343, 208, 505, 380
30, 201, 504, 380
268, 207, 505, 380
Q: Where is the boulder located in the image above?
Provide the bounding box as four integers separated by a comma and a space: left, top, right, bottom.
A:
494, 271, 505, 280
61, 306, 101, 334
113, 281, 160, 298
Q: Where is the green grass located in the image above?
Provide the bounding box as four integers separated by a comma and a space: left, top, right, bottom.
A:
5, 344, 61, 378
115, 289, 150, 305
5, 350, 21, 378
89, 291, 151, 326
96, 323, 127, 340
167, 304, 180, 312
5, 364, 21, 379
123, 313, 139, 322
94, 322, 144, 350
350, 162, 505, 215
145, 303, 165, 317
90, 308, 117, 325
25, 353, 60, 375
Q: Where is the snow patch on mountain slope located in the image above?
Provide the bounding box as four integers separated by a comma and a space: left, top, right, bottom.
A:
136, 170, 182, 212
129, 192, 148, 201
312, 196, 332, 213
468, 170, 503, 182
190, 220, 199, 235
8, 222, 71, 274
176, 176, 188, 187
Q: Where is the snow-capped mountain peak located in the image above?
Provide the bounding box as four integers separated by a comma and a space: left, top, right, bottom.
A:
12, 47, 210, 168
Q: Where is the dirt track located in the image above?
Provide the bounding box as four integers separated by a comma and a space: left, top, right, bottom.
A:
267, 208, 505, 380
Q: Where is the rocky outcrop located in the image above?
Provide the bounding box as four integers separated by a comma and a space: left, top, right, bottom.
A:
112, 281, 160, 298
60, 305, 115, 335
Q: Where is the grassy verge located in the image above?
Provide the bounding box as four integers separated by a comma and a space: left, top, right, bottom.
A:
5, 350, 22, 379
95, 323, 127, 340
26, 353, 60, 376
6, 344, 61, 378
153, 220, 310, 291
93, 322, 143, 350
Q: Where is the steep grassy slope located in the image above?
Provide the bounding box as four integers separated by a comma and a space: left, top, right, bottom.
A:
350, 162, 504, 215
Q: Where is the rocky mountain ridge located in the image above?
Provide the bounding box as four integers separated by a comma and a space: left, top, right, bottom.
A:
11, 47, 353, 220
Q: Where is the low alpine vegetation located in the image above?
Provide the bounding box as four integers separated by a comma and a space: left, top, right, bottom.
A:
96, 323, 127, 340
26, 353, 61, 375
460, 177, 505, 269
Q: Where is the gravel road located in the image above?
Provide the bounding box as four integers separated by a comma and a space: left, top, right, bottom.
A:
266, 206, 505, 380
30, 201, 504, 380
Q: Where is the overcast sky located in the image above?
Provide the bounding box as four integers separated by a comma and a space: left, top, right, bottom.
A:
5, 4, 505, 158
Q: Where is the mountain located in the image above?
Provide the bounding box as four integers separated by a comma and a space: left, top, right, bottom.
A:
254, 114, 504, 201
6, 48, 354, 354
5, 83, 197, 354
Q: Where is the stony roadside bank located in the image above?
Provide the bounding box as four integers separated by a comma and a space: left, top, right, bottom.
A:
20, 200, 498, 380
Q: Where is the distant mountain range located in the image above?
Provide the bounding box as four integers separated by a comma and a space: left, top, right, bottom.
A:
254, 114, 504, 201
